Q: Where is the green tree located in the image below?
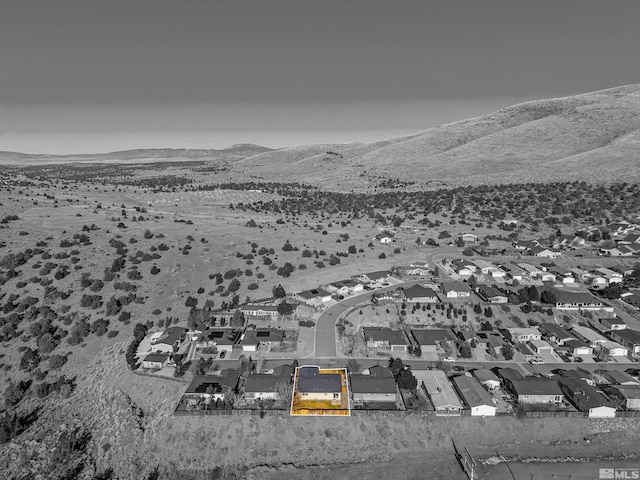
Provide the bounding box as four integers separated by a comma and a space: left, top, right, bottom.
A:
502, 343, 514, 360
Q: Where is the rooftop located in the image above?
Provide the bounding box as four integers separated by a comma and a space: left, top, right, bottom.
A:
451, 374, 494, 408
296, 366, 342, 394
244, 374, 289, 393
414, 369, 463, 410
402, 284, 438, 299
363, 327, 407, 345
350, 375, 397, 394
510, 378, 563, 397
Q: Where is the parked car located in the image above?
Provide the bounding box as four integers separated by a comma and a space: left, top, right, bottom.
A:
529, 358, 544, 365
442, 357, 456, 362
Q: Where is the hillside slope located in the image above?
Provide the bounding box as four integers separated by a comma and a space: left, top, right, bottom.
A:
229, 84, 640, 188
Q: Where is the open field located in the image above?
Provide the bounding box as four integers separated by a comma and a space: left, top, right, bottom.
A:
1, 153, 640, 478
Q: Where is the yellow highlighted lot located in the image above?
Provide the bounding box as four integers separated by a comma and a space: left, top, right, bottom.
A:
290, 367, 351, 416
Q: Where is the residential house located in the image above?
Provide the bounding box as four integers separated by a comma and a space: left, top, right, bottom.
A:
609, 222, 635, 236
569, 268, 590, 282
503, 327, 542, 343
557, 377, 616, 417
472, 369, 501, 391
554, 291, 604, 311
602, 246, 636, 257
530, 247, 561, 259
240, 328, 285, 351
326, 279, 364, 296
473, 260, 496, 274
368, 364, 394, 377
594, 267, 623, 284
451, 374, 496, 416
599, 317, 627, 332
609, 329, 640, 355
619, 232, 640, 245
296, 366, 343, 401
509, 378, 564, 404
557, 369, 596, 386
411, 329, 456, 354
460, 233, 478, 244
405, 266, 431, 276
363, 327, 408, 352
241, 304, 279, 318
141, 352, 170, 370
564, 339, 593, 356
401, 285, 438, 304
197, 328, 237, 353
149, 326, 188, 354
415, 369, 463, 416
292, 288, 333, 306
604, 386, 640, 411
514, 240, 539, 251
243, 374, 289, 401
441, 281, 472, 298
356, 271, 391, 285
600, 340, 629, 357
487, 334, 506, 356
570, 326, 609, 349
529, 339, 555, 355
604, 370, 640, 386
496, 367, 524, 392
518, 263, 542, 278
539, 323, 576, 346
475, 284, 508, 303
183, 371, 241, 404
452, 259, 477, 276
349, 374, 398, 404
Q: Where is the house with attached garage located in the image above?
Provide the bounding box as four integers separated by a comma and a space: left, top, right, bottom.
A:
349, 374, 398, 405
441, 281, 472, 298
609, 329, 640, 355
404, 266, 431, 276
570, 325, 609, 349
475, 284, 508, 304
363, 327, 408, 352
594, 267, 623, 284
600, 340, 628, 357
451, 374, 496, 416
326, 279, 364, 296
292, 288, 333, 307
503, 327, 542, 343
538, 323, 576, 346
557, 377, 616, 417
356, 270, 391, 285
141, 352, 170, 370
295, 366, 343, 402
415, 369, 463, 416
149, 326, 188, 354
496, 367, 524, 392
603, 385, 640, 411
197, 328, 237, 353
183, 371, 241, 404
509, 378, 564, 404
240, 328, 285, 351
530, 247, 561, 259
603, 370, 640, 387
411, 328, 456, 354
595, 317, 627, 332
517, 263, 542, 278
564, 339, 593, 356
401, 284, 438, 303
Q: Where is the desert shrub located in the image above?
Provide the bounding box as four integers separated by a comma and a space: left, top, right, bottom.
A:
248, 283, 259, 290
80, 294, 103, 309
150, 265, 160, 275
118, 311, 131, 323
107, 330, 119, 338
19, 348, 41, 372
91, 318, 109, 336
127, 270, 142, 281
49, 354, 67, 370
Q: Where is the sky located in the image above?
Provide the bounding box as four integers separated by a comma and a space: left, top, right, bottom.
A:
1, 0, 639, 154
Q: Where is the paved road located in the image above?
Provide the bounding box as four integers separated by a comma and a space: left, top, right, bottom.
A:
314, 279, 431, 357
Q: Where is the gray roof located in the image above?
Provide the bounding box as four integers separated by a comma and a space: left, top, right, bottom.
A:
244, 374, 289, 393
402, 284, 438, 299
411, 329, 455, 346
363, 327, 407, 345
143, 352, 169, 363
539, 323, 575, 341
451, 375, 494, 408
350, 375, 397, 394
473, 369, 500, 384
558, 377, 615, 411
185, 373, 240, 394
510, 378, 563, 397
297, 366, 342, 393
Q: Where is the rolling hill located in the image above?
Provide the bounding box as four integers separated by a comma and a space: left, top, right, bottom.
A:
230, 84, 640, 189
1, 85, 639, 188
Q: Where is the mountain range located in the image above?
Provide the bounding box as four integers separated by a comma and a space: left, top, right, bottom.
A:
2, 85, 639, 189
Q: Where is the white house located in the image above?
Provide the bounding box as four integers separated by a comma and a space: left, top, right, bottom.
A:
415, 369, 463, 416
141, 352, 170, 370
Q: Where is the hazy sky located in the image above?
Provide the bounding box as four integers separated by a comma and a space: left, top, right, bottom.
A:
1, 0, 639, 153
